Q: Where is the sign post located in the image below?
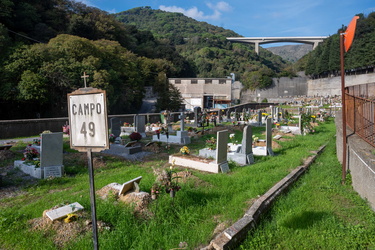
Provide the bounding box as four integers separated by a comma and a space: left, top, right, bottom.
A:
340, 16, 359, 184
68, 86, 109, 250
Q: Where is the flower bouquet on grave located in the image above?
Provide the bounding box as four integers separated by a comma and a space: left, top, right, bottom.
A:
163, 163, 181, 197
33, 138, 40, 146
205, 137, 217, 150
151, 183, 162, 200
229, 133, 236, 144
129, 132, 142, 141
252, 135, 259, 147
180, 146, 190, 155
62, 124, 70, 135
23, 146, 39, 161
311, 115, 316, 123
109, 134, 116, 143
155, 129, 160, 139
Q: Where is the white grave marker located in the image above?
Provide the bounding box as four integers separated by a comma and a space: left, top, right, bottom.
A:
46, 202, 84, 221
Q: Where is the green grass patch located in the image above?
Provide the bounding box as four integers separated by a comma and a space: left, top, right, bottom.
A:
239, 133, 375, 249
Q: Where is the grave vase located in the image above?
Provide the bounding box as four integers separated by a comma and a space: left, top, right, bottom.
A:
170, 190, 175, 198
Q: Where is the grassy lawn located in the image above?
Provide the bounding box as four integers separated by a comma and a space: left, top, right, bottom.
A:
239, 129, 375, 249
1, 119, 374, 249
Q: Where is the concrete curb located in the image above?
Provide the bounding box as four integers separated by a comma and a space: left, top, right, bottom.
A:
204, 144, 327, 250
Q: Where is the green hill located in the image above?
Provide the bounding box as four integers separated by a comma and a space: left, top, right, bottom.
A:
114, 7, 292, 82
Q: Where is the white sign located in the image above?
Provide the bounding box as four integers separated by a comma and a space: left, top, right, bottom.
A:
68, 89, 109, 152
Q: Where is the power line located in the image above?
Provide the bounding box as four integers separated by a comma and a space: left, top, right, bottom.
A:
6, 28, 44, 43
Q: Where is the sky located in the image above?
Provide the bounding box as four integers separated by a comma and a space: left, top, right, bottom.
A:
76, 0, 374, 47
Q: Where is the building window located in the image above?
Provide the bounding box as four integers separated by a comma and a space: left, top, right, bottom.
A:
205, 79, 212, 84
191, 79, 198, 84
175, 80, 181, 84
219, 79, 226, 84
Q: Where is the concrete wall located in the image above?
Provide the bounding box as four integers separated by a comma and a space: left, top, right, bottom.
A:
307, 73, 375, 96
241, 72, 375, 102
241, 76, 309, 103
336, 111, 375, 211
0, 114, 164, 140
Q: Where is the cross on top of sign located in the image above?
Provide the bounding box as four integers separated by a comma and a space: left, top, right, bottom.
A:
81, 72, 89, 88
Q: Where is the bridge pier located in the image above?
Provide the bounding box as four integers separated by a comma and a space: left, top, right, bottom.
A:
313, 41, 320, 49
255, 42, 259, 55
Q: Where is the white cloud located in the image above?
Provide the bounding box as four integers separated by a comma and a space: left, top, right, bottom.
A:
207, 1, 232, 12
160, 1, 232, 21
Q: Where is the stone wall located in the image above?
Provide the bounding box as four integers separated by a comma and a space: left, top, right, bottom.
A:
335, 111, 375, 211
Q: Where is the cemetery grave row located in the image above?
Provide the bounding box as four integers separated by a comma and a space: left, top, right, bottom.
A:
9, 105, 331, 179
0, 103, 336, 249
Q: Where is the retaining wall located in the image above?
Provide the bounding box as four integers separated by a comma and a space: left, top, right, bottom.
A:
335, 111, 375, 211
0, 114, 158, 139
307, 73, 375, 96
241, 72, 375, 102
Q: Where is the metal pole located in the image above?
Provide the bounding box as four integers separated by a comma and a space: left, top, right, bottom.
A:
340, 32, 347, 184
87, 148, 99, 249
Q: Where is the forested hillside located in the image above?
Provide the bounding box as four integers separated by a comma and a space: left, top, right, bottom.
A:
3, 2, 371, 120
297, 12, 375, 78
0, 2, 292, 119
115, 7, 293, 88
0, 1, 193, 118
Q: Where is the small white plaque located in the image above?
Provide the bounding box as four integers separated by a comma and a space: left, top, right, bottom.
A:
119, 176, 142, 195
46, 202, 84, 221
44, 166, 62, 178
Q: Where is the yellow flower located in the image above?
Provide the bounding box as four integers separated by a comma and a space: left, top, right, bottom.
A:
180, 146, 190, 154
64, 213, 78, 223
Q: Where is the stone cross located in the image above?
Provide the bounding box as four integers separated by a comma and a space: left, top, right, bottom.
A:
81, 72, 89, 88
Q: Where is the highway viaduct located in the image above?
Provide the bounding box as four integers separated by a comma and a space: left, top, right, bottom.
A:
227, 36, 328, 55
